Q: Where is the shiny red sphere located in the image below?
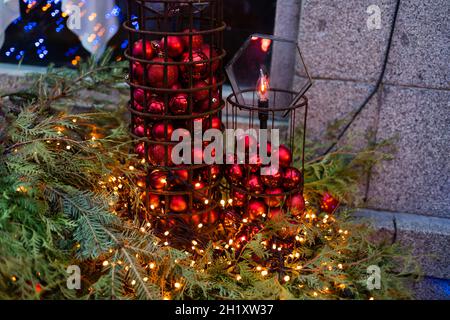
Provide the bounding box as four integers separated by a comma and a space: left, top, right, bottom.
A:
134, 143, 145, 157
226, 164, 244, 184
169, 93, 189, 115
149, 170, 168, 190
245, 174, 264, 194
181, 29, 204, 50
274, 144, 292, 168
148, 144, 174, 166
147, 57, 179, 88
232, 189, 247, 207
132, 39, 155, 59
247, 199, 267, 220
261, 168, 283, 188
160, 36, 184, 58
179, 51, 208, 81
192, 80, 210, 101
282, 167, 302, 189
201, 44, 219, 73
147, 97, 166, 114
151, 122, 173, 141
169, 195, 188, 213
286, 193, 305, 216
264, 188, 284, 207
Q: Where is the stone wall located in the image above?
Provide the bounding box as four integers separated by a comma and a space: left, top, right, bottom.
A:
275, 0, 450, 299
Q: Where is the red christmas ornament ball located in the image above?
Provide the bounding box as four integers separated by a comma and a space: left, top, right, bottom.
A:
147, 97, 166, 114
151, 122, 173, 141
282, 167, 302, 189
159, 36, 184, 58
264, 188, 284, 207
273, 144, 293, 168
148, 144, 174, 166
247, 199, 267, 220
201, 44, 220, 73
132, 62, 145, 83
169, 93, 189, 115
226, 164, 244, 184
286, 193, 305, 216
261, 168, 283, 188
134, 143, 146, 157
202, 209, 220, 225
181, 29, 204, 50
173, 168, 189, 184
133, 88, 151, 106
209, 115, 222, 130
179, 51, 208, 81
193, 180, 208, 200
132, 39, 155, 60
148, 193, 161, 210
147, 57, 179, 88
268, 207, 284, 221
195, 92, 220, 112
192, 81, 210, 101
133, 125, 146, 137
244, 174, 264, 194
231, 189, 247, 207
321, 193, 339, 214
149, 170, 168, 190
246, 153, 262, 173
133, 101, 144, 112
169, 195, 187, 212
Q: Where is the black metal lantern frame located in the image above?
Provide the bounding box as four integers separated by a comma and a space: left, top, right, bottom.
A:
124, 0, 226, 242
224, 34, 312, 224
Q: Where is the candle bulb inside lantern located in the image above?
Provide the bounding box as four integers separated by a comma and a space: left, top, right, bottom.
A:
257, 68, 270, 129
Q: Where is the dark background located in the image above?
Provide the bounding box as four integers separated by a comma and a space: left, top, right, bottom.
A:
0, 0, 276, 68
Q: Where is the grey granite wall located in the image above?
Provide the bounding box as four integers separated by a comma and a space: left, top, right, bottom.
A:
278, 0, 450, 298
286, 0, 449, 218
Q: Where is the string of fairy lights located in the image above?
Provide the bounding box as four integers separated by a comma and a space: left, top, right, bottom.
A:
8, 112, 377, 300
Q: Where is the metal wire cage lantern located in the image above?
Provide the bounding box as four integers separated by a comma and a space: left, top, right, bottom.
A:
124, 0, 226, 244
224, 34, 312, 228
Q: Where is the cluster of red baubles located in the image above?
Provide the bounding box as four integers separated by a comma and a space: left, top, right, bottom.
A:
130, 31, 224, 230
130, 33, 221, 116
225, 139, 305, 223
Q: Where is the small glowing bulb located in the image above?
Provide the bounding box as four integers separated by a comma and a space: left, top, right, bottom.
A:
129, 166, 135, 171
66, 145, 71, 150
143, 277, 148, 282
220, 199, 225, 206
236, 275, 242, 281
149, 263, 155, 269
283, 275, 290, 282
102, 261, 109, 267
192, 240, 198, 246
369, 297, 374, 300
338, 263, 343, 269
174, 282, 181, 289
261, 270, 268, 276
197, 223, 203, 229
204, 199, 209, 205
131, 280, 136, 286
164, 231, 169, 236
313, 292, 318, 297
256, 266, 262, 271
164, 241, 169, 246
